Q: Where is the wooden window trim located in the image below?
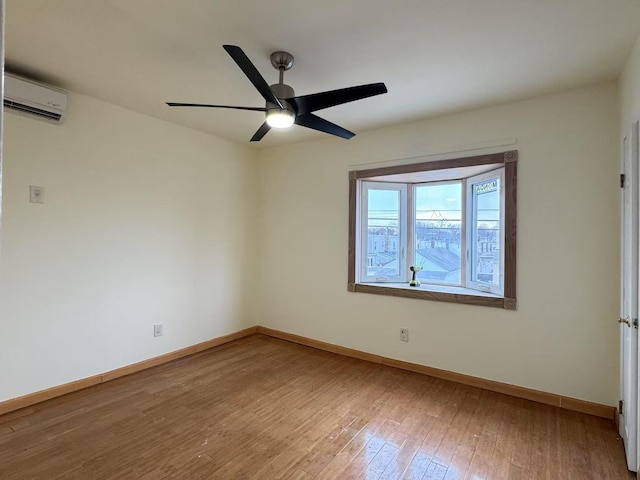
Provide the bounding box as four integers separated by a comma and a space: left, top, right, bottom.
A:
348, 150, 517, 310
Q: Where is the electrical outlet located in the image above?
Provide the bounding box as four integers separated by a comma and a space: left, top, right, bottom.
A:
154, 324, 163, 337
400, 328, 409, 342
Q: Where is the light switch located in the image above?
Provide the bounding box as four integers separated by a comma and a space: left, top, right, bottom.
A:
29, 186, 44, 203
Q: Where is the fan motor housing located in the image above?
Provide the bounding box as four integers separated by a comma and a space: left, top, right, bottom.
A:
266, 99, 295, 117
269, 83, 294, 100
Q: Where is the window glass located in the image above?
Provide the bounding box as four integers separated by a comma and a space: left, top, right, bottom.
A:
366, 188, 401, 279
414, 182, 462, 284
470, 176, 501, 287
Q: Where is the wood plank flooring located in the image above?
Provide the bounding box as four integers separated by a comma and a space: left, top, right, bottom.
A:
0, 334, 632, 479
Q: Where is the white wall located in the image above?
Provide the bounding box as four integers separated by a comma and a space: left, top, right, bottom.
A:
621, 34, 640, 129
255, 83, 620, 406
0, 92, 257, 402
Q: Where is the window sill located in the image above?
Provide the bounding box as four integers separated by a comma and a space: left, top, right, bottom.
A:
348, 282, 516, 310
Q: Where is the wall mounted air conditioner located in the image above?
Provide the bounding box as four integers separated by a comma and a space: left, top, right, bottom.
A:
3, 73, 68, 124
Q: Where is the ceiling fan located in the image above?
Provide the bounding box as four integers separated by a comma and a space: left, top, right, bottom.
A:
166, 45, 388, 142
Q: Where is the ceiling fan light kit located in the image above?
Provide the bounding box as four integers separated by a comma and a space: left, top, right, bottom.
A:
266, 109, 295, 128
166, 45, 388, 142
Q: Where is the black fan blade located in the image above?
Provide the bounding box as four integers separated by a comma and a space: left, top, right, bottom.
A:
287, 83, 387, 115
295, 113, 355, 139
223, 45, 283, 109
250, 122, 271, 142
166, 102, 266, 112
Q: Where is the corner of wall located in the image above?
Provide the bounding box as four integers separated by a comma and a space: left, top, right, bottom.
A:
620, 33, 640, 129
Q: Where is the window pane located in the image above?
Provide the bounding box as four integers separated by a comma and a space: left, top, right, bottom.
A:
471, 177, 501, 285
415, 183, 462, 284
367, 189, 400, 278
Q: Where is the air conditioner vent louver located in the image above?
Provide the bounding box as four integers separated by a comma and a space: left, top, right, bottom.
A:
3, 73, 68, 124
3, 99, 63, 121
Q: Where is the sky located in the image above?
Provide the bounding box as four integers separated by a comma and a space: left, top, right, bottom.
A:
367, 179, 500, 223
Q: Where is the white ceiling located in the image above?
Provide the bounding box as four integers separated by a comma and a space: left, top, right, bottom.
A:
5, 1, 640, 148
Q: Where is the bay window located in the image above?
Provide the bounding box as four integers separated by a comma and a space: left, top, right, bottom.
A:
348, 151, 517, 309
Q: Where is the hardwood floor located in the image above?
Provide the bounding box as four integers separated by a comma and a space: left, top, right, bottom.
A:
0, 334, 632, 479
